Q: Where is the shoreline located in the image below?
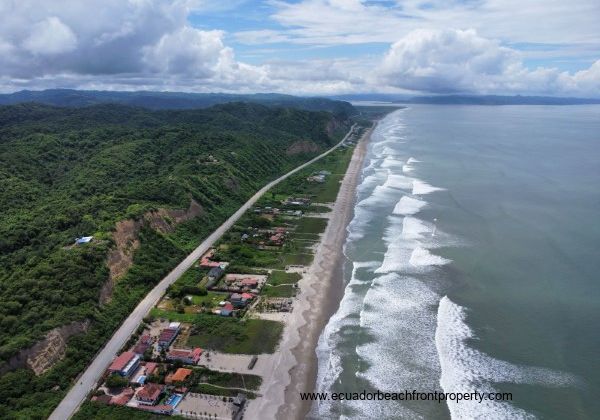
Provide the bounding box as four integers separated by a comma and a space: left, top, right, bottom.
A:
245, 123, 374, 420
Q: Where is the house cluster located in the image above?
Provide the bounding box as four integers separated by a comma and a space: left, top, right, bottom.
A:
94, 318, 208, 415
268, 227, 287, 246
253, 206, 302, 217
307, 170, 331, 183
213, 274, 264, 294
199, 249, 228, 269
214, 292, 255, 317
282, 197, 311, 206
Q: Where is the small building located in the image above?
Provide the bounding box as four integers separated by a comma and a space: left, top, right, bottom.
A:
107, 351, 140, 377
165, 367, 193, 384
230, 293, 244, 308
144, 362, 158, 376
133, 334, 153, 355
109, 388, 135, 406
219, 308, 232, 317
241, 292, 254, 301
206, 266, 225, 288
199, 249, 226, 268
136, 383, 164, 405
75, 236, 93, 245
158, 324, 180, 349
240, 278, 259, 289
166, 348, 203, 365
208, 266, 224, 280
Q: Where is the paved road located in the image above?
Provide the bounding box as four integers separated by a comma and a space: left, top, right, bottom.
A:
49, 124, 356, 420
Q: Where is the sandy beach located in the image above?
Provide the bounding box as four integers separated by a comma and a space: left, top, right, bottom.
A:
245, 125, 373, 420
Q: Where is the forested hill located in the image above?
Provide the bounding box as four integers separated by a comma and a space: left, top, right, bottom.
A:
0, 102, 349, 417
0, 89, 356, 117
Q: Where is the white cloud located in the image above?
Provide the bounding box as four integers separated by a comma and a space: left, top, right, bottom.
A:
378, 29, 600, 96
143, 28, 230, 76
22, 17, 77, 55
380, 28, 518, 93
0, 1, 598, 97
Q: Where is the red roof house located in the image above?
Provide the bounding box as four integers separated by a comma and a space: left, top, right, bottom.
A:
109, 388, 134, 406
136, 383, 163, 405
144, 362, 158, 376
241, 278, 258, 287
166, 348, 203, 365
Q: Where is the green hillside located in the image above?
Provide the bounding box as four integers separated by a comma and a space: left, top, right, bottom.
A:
0, 102, 349, 418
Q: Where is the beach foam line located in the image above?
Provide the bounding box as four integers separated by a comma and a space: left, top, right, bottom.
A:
393, 195, 427, 215
383, 174, 414, 190
315, 261, 378, 416
435, 296, 578, 420
409, 246, 451, 267
353, 274, 441, 418
407, 157, 421, 164
412, 179, 444, 195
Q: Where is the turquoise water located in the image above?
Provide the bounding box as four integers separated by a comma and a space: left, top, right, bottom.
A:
313, 105, 600, 419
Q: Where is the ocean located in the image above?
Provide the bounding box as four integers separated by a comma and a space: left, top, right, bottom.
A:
313, 105, 600, 419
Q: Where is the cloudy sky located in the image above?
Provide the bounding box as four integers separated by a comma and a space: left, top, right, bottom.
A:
1, 0, 599, 96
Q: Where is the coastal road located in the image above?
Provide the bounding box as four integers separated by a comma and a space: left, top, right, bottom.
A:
49, 124, 356, 420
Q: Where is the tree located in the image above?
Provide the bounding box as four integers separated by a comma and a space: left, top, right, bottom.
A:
105, 373, 128, 389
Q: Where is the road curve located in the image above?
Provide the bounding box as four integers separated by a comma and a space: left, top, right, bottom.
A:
49, 124, 356, 420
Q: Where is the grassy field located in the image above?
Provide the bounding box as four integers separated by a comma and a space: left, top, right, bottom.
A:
282, 253, 314, 266
191, 292, 228, 308
268, 270, 301, 285
261, 284, 297, 298
194, 367, 262, 390
294, 217, 328, 234
191, 384, 257, 399
184, 315, 283, 354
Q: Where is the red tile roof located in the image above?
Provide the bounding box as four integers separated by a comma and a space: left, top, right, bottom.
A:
159, 328, 178, 342
241, 278, 258, 286
223, 302, 234, 311
144, 362, 158, 376
166, 368, 192, 383
241, 293, 254, 299
108, 351, 136, 372
110, 388, 134, 406
137, 383, 163, 402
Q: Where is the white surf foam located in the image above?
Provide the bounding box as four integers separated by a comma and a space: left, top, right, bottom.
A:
393, 195, 427, 215
315, 261, 380, 416
383, 174, 414, 190
412, 179, 444, 195
436, 296, 578, 420
409, 246, 451, 267
380, 156, 405, 168
353, 274, 442, 418
407, 157, 421, 164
